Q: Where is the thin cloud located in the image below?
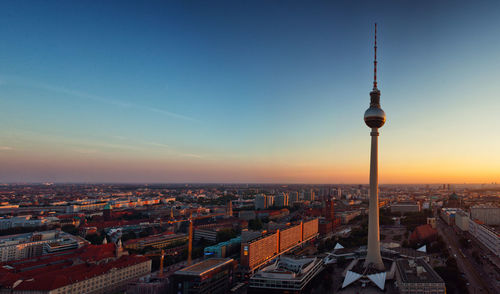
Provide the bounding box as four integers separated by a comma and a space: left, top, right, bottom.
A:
0, 146, 13, 151
3, 76, 198, 122
74, 148, 98, 154
180, 153, 203, 159
144, 141, 170, 148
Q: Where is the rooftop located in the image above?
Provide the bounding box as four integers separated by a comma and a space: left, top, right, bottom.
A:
0, 244, 149, 291
175, 258, 234, 276
396, 258, 444, 284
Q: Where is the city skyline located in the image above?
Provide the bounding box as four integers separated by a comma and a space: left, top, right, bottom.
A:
1, 1, 499, 184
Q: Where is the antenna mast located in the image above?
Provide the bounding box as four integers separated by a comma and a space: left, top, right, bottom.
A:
373, 23, 378, 89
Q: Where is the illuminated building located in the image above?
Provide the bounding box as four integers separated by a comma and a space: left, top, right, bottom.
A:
241, 219, 319, 272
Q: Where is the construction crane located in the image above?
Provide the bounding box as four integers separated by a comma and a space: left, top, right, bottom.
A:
144, 249, 165, 277
164, 211, 227, 266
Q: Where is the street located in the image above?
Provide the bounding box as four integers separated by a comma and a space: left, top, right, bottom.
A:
436, 218, 498, 294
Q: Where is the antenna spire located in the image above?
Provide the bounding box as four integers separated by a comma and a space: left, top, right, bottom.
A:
373, 23, 378, 89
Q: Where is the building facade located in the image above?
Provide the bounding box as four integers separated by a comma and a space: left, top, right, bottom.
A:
249, 256, 324, 291
470, 205, 500, 225
468, 219, 500, 258
0, 230, 85, 262
395, 259, 446, 294
172, 258, 237, 294
391, 202, 421, 214
240, 219, 319, 272
0, 243, 151, 294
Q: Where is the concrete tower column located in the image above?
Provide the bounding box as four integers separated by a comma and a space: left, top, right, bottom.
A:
364, 128, 384, 270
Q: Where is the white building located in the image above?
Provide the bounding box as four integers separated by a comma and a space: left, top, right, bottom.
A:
0, 230, 86, 262
0, 215, 59, 230
470, 205, 500, 225
249, 256, 324, 291
468, 219, 500, 258
454, 210, 469, 232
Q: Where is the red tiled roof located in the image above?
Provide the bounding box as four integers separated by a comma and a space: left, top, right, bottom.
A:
410, 224, 438, 242
0, 245, 149, 291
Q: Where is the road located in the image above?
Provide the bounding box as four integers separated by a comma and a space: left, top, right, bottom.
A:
437, 219, 496, 294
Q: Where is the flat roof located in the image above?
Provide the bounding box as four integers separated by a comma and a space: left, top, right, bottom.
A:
175, 258, 233, 276
396, 258, 444, 284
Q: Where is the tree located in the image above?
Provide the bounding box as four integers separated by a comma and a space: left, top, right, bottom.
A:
61, 224, 78, 235
86, 233, 104, 245
434, 266, 469, 294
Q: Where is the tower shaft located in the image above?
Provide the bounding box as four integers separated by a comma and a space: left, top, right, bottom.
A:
364, 128, 384, 270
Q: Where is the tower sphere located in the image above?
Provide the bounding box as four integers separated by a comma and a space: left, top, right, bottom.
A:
364, 106, 386, 128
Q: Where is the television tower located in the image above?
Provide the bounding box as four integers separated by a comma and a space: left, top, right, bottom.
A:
363, 23, 386, 270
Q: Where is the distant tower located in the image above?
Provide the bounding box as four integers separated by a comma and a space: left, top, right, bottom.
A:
323, 198, 335, 221
363, 23, 386, 271
116, 238, 124, 258
227, 200, 233, 217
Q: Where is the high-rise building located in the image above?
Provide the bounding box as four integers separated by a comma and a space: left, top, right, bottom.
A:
226, 200, 233, 217
363, 22, 386, 271
266, 195, 275, 207
289, 191, 299, 204
303, 189, 315, 202
275, 192, 289, 207
254, 194, 267, 210
322, 199, 335, 221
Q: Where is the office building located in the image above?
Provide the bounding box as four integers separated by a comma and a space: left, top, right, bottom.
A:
395, 259, 446, 294
275, 192, 289, 207
468, 219, 500, 258
249, 256, 324, 291
470, 205, 500, 225
172, 258, 237, 294
289, 191, 299, 204
454, 210, 469, 231
241, 219, 318, 272
302, 189, 315, 202
254, 194, 267, 210
391, 202, 421, 214
0, 230, 86, 262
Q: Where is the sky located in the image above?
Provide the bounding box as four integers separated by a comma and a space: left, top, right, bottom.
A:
0, 0, 499, 184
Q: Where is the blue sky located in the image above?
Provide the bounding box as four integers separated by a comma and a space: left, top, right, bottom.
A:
0, 1, 499, 183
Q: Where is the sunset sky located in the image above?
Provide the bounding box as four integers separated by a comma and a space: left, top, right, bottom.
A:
0, 1, 499, 183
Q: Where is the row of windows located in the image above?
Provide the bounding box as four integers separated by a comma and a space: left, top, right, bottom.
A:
54, 262, 150, 294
